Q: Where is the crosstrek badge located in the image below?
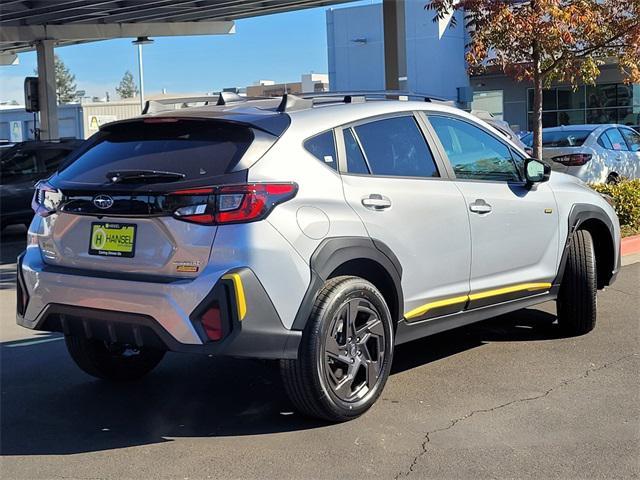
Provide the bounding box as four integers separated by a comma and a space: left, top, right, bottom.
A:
88, 222, 137, 258
174, 261, 201, 273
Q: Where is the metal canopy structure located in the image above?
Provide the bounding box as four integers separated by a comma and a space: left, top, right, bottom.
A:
0, 0, 402, 141
0, 0, 353, 54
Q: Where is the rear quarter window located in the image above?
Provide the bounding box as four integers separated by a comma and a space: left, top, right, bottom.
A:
304, 130, 338, 171
57, 120, 253, 184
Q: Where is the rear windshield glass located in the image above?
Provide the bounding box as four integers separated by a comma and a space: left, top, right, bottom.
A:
56, 120, 253, 184
521, 130, 592, 148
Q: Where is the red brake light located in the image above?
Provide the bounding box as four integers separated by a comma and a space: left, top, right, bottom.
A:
143, 117, 181, 123
552, 153, 592, 166
169, 183, 297, 225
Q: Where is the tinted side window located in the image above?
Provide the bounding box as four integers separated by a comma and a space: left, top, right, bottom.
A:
353, 116, 439, 178
304, 131, 338, 171
1, 149, 38, 175
38, 148, 71, 173
604, 128, 629, 151
429, 116, 520, 182
620, 128, 640, 152
343, 128, 370, 174
598, 133, 613, 150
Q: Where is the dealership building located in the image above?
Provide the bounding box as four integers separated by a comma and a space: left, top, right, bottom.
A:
326, 2, 640, 132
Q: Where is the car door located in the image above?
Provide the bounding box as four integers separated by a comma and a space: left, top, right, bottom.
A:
425, 114, 560, 305
337, 113, 472, 322
603, 127, 631, 177
619, 127, 640, 179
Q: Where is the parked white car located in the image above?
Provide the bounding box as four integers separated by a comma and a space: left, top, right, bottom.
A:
521, 124, 640, 183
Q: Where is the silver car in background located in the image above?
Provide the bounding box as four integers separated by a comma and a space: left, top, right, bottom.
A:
521, 124, 640, 183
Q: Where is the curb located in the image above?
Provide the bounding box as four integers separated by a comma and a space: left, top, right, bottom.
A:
621, 234, 640, 257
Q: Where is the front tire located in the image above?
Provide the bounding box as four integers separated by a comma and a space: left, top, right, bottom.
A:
65, 335, 165, 381
557, 229, 597, 335
280, 276, 394, 422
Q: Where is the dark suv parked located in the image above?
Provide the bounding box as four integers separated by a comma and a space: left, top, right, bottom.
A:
1, 139, 83, 229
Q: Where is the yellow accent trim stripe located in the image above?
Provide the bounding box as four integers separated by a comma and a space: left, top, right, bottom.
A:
467, 282, 551, 301
404, 295, 468, 320
404, 282, 552, 320
222, 273, 247, 321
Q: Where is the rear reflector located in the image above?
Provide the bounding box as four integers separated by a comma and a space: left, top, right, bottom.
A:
201, 305, 223, 341
552, 153, 592, 166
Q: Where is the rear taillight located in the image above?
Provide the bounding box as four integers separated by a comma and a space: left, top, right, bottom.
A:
552, 153, 592, 166
169, 183, 297, 225
32, 181, 63, 217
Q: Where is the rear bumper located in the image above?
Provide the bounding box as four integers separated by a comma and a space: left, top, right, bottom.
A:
16, 248, 300, 359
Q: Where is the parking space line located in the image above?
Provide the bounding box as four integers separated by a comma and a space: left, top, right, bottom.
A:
4, 337, 63, 348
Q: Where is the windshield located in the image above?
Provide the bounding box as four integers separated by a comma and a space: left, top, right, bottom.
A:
521, 130, 593, 148
56, 120, 253, 185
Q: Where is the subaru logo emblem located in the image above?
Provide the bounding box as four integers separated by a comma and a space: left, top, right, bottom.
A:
93, 194, 114, 209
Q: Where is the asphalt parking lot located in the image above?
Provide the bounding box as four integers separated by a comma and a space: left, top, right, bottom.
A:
1, 226, 638, 480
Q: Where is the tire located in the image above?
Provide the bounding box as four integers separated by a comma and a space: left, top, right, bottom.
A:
280, 276, 394, 422
65, 335, 165, 381
557, 229, 597, 335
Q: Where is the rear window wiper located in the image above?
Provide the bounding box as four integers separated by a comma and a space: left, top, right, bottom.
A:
106, 170, 186, 184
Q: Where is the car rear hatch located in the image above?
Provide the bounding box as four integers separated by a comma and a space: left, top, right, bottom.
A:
536, 129, 595, 172
36, 116, 282, 278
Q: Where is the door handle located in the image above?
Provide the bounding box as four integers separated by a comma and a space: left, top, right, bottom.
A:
362, 194, 392, 210
469, 199, 492, 214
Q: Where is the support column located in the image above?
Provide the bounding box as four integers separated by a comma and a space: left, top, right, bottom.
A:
383, 0, 407, 91
36, 39, 59, 140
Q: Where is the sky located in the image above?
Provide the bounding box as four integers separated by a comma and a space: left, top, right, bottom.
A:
0, 1, 378, 104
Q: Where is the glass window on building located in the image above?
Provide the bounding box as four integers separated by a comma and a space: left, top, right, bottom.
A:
527, 83, 640, 130
472, 90, 504, 119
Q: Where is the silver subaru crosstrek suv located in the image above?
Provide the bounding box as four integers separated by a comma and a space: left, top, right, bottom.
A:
17, 92, 621, 421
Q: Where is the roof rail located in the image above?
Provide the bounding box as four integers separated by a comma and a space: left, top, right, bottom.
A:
300, 90, 449, 103
274, 90, 452, 112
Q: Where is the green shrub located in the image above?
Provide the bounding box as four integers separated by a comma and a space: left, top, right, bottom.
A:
590, 179, 640, 237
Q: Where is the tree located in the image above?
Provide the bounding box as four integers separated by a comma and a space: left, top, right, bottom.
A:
34, 55, 79, 104
426, 0, 640, 160
116, 70, 139, 99
54, 55, 79, 104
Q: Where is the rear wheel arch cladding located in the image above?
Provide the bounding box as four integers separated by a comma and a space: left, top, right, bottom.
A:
292, 237, 404, 331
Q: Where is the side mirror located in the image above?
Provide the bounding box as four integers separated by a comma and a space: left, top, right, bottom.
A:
525, 158, 551, 186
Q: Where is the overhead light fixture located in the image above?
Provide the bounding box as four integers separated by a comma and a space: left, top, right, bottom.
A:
132, 36, 154, 45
